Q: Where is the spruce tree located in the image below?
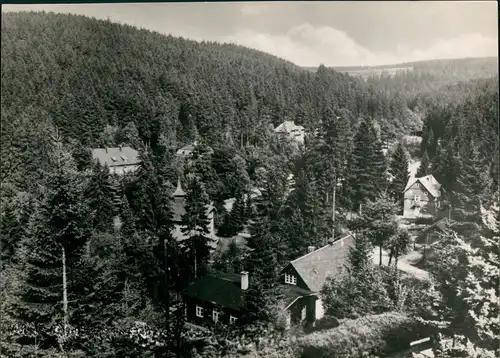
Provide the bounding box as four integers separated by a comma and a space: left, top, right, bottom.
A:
0, 204, 24, 266
389, 142, 409, 214
228, 192, 246, 236
86, 162, 121, 232
416, 150, 431, 177
452, 141, 491, 223
350, 117, 388, 210
180, 175, 215, 280
15, 137, 92, 347
347, 233, 373, 277
353, 192, 399, 266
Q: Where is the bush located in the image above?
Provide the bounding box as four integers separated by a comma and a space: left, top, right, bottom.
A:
414, 217, 434, 225
307, 315, 340, 333
298, 312, 432, 358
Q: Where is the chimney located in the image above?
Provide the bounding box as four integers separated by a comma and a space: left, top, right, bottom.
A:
240, 271, 249, 291
307, 246, 316, 253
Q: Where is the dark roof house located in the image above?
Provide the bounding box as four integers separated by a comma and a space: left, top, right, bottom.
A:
181, 271, 249, 325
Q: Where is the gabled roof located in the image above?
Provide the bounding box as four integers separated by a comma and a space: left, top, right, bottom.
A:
404, 174, 442, 198
281, 284, 316, 309
284, 234, 355, 292
181, 273, 244, 310
92, 146, 140, 167
274, 121, 304, 134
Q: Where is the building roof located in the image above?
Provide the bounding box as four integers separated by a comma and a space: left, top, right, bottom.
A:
176, 143, 197, 155
286, 234, 355, 292
274, 121, 304, 134
404, 174, 442, 198
173, 178, 186, 197
281, 284, 316, 308
92, 146, 140, 167
181, 273, 244, 311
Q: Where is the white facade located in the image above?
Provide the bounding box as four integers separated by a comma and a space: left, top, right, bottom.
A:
315, 297, 325, 320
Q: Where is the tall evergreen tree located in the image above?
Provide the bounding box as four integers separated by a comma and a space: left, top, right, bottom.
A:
86, 162, 121, 233
350, 117, 387, 210
15, 135, 92, 348
452, 141, 492, 223
416, 150, 431, 177
179, 175, 215, 280
347, 233, 373, 277
388, 142, 409, 214
0, 204, 24, 266
352, 192, 398, 266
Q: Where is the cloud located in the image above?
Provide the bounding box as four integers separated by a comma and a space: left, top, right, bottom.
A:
215, 24, 498, 67
239, 3, 269, 16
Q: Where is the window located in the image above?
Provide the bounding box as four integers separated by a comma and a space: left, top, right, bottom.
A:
229, 315, 237, 324
212, 310, 219, 322
196, 305, 204, 318
285, 273, 297, 285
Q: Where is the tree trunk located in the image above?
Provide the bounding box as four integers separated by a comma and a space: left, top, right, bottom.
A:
388, 250, 393, 266
62, 247, 68, 339
164, 238, 169, 336
379, 246, 383, 266
194, 249, 198, 280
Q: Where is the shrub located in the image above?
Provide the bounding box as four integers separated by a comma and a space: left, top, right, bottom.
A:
298, 312, 433, 358
414, 217, 434, 225
308, 315, 340, 332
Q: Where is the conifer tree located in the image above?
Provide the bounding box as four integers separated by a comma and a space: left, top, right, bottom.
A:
353, 192, 398, 266
350, 117, 388, 210
226, 192, 245, 236
389, 142, 409, 214
416, 150, 431, 177
87, 162, 121, 232
180, 175, 215, 280
15, 135, 92, 348
347, 233, 373, 277
242, 219, 281, 325
0, 204, 24, 266
452, 141, 492, 223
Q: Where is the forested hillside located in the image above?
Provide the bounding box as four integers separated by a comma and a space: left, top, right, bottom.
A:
3, 11, 421, 192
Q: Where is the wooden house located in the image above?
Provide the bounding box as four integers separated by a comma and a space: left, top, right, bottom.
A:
279, 234, 355, 327
403, 175, 443, 219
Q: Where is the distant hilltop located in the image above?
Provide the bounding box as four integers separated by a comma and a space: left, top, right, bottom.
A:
303, 56, 498, 79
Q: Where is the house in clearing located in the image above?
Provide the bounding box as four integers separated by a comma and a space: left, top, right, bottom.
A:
274, 120, 305, 145
92, 146, 141, 175
279, 234, 355, 327
403, 174, 443, 220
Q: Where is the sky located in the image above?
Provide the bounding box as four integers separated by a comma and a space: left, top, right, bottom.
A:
2, 1, 498, 67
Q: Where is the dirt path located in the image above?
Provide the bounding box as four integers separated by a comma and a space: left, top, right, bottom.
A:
372, 248, 429, 281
